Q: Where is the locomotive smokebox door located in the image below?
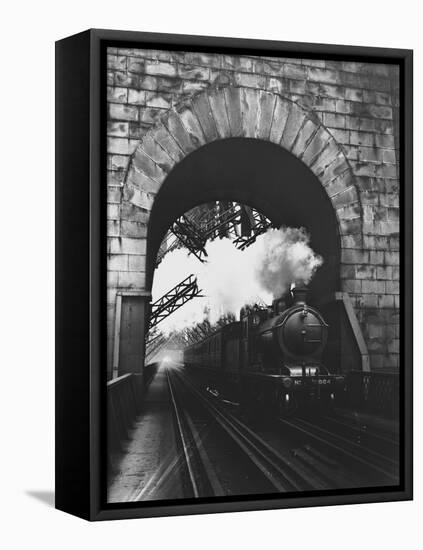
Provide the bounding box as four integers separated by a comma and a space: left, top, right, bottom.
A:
281, 310, 327, 356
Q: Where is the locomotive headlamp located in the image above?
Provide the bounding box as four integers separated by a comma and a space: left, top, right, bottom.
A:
282, 377, 293, 388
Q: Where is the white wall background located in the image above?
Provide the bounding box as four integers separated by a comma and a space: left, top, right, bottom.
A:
0, 0, 420, 547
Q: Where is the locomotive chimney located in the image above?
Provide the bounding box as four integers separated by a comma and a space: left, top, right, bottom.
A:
292, 283, 308, 305
273, 294, 287, 315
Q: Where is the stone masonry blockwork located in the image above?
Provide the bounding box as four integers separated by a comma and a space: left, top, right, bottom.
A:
106, 48, 400, 376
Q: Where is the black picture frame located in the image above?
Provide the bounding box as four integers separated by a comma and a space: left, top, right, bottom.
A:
55, 28, 413, 521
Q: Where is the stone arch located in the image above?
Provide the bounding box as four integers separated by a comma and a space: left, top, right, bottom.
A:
111, 85, 364, 377
120, 86, 362, 289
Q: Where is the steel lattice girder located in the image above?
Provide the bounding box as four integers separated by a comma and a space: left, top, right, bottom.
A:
155, 203, 272, 267
148, 274, 203, 330
172, 216, 208, 262
233, 209, 273, 249
151, 204, 273, 332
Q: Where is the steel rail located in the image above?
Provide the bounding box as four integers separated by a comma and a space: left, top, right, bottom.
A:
166, 368, 225, 498
174, 370, 326, 492
321, 414, 400, 447
280, 417, 399, 482
166, 369, 200, 497
295, 417, 398, 465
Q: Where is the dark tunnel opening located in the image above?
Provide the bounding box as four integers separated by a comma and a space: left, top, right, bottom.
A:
147, 138, 341, 307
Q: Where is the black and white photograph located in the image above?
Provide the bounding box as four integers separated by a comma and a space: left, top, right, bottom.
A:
3, 0, 420, 543
105, 44, 404, 505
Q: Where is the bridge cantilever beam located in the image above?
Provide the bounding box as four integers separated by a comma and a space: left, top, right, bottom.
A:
172, 216, 208, 262
155, 209, 209, 267
233, 208, 273, 250
202, 208, 242, 240
156, 215, 209, 267
148, 274, 203, 330
151, 205, 273, 334
156, 203, 273, 267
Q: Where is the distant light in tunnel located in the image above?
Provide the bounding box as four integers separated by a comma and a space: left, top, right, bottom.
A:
159, 355, 183, 371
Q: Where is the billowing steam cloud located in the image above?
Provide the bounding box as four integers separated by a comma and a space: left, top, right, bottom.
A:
152, 227, 323, 335
254, 227, 324, 298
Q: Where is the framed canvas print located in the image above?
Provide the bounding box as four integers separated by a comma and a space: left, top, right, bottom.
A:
55, 29, 413, 521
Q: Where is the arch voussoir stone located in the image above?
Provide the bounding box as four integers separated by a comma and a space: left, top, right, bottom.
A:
192, 94, 219, 142
291, 117, 319, 157
127, 166, 160, 194
269, 95, 290, 144
151, 125, 185, 163
309, 138, 340, 178
330, 186, 360, 209
123, 181, 156, 211
240, 87, 260, 138
133, 148, 167, 183
256, 91, 276, 141
224, 87, 243, 137
139, 134, 175, 174
301, 125, 331, 166
324, 172, 353, 198
336, 202, 362, 224
319, 151, 350, 186
207, 88, 231, 138
164, 110, 197, 154
280, 101, 307, 151
176, 101, 207, 148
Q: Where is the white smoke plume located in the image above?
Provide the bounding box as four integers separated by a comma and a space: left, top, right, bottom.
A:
151, 227, 323, 335
254, 227, 324, 297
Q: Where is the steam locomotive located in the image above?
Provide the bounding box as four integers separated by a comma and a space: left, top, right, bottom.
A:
183, 285, 345, 415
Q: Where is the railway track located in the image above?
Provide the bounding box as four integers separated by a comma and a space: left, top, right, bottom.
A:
279, 415, 399, 485
315, 412, 399, 458
162, 367, 384, 498
133, 366, 400, 501
166, 367, 225, 497
173, 368, 328, 494
189, 371, 400, 487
